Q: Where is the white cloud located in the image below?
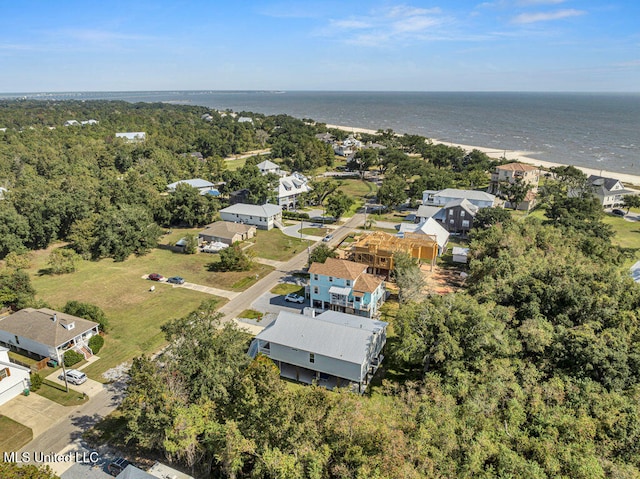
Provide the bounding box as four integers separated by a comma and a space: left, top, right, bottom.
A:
512, 9, 585, 24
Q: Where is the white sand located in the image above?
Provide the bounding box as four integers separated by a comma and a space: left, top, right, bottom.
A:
326, 123, 640, 187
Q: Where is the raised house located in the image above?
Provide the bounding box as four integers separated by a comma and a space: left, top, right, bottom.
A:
219, 203, 283, 230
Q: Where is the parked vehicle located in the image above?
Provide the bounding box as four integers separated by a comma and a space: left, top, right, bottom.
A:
611, 209, 626, 217
108, 457, 131, 476
58, 369, 87, 385
148, 273, 163, 281
167, 276, 185, 285
285, 293, 305, 303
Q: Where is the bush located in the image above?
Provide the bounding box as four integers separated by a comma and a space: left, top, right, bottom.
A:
30, 372, 43, 392
64, 350, 84, 367
88, 334, 104, 354
283, 210, 310, 220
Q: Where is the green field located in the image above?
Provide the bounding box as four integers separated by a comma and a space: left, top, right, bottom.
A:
0, 416, 32, 453
246, 228, 310, 261
35, 379, 89, 406
26, 234, 277, 379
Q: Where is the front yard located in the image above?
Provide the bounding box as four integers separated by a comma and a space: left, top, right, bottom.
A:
0, 416, 32, 453
246, 228, 310, 261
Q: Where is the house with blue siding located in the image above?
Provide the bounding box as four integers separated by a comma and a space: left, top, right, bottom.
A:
248, 310, 388, 393
308, 258, 385, 318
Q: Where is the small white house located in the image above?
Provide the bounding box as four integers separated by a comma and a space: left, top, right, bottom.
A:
257, 160, 283, 176
0, 346, 30, 406
248, 310, 387, 393
0, 308, 100, 363
452, 247, 470, 263
219, 203, 283, 230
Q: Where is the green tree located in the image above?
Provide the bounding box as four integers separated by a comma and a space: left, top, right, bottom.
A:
212, 244, 252, 272
308, 243, 337, 265
377, 174, 407, 209
325, 191, 354, 220
499, 177, 532, 210
473, 207, 513, 230
63, 300, 109, 331
183, 233, 199, 254
88, 334, 104, 354
4, 251, 32, 270
391, 252, 426, 304
0, 268, 36, 309
46, 248, 81, 274
622, 194, 640, 213
0, 463, 59, 479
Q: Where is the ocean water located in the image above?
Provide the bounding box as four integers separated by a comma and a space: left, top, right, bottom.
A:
3, 90, 639, 175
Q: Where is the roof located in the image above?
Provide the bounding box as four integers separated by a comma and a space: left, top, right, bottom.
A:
309, 258, 368, 280
587, 175, 622, 191
147, 461, 195, 479
452, 247, 470, 256
496, 162, 538, 172
353, 273, 385, 293
416, 205, 441, 219
0, 308, 99, 349
167, 178, 215, 190
434, 188, 496, 203
220, 203, 282, 218
399, 218, 450, 248
278, 174, 311, 198
257, 160, 280, 171
442, 198, 479, 215
116, 464, 156, 479
256, 310, 387, 365
631, 261, 640, 283
199, 221, 255, 239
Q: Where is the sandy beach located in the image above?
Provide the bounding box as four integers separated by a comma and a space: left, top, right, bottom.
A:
326, 123, 640, 187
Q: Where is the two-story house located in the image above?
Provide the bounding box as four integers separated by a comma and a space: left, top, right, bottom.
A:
219, 203, 283, 230
432, 198, 479, 236
257, 159, 284, 176
423, 188, 496, 209
488, 162, 539, 210
248, 309, 388, 393
278, 173, 312, 210
308, 258, 385, 318
585, 175, 636, 208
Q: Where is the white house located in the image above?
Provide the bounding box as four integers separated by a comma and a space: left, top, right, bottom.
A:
278, 173, 311, 210
116, 132, 146, 142
584, 175, 636, 207
219, 203, 283, 230
63, 120, 80, 126
257, 160, 283, 176
248, 310, 388, 393
423, 189, 496, 209
398, 217, 450, 255
0, 346, 31, 406
0, 308, 100, 363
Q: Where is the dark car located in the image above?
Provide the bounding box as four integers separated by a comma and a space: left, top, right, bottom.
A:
611, 209, 626, 217
107, 457, 131, 476
167, 276, 185, 285
147, 273, 163, 281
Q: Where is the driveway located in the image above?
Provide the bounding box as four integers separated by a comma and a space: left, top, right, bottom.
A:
281, 221, 325, 241
0, 392, 67, 438
45, 370, 106, 398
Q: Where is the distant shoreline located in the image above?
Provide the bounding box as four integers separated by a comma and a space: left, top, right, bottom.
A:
326, 123, 640, 187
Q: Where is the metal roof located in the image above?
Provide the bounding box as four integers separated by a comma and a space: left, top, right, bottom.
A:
167, 178, 215, 190
256, 310, 387, 365
220, 203, 282, 217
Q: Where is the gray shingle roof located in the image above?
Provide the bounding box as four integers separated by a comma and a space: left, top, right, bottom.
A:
220, 203, 282, 217
435, 188, 496, 203
167, 178, 214, 190
256, 310, 387, 365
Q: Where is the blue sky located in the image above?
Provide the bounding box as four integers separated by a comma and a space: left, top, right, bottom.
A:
0, 1, 638, 92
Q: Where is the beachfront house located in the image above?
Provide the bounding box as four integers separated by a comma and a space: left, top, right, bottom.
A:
423, 188, 496, 209
489, 162, 540, 210
0, 346, 31, 406
219, 203, 283, 230
583, 175, 636, 208
0, 308, 100, 363
308, 258, 386, 318
248, 310, 388, 393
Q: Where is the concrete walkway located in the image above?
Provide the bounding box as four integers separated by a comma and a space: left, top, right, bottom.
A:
177, 281, 240, 299
253, 257, 287, 268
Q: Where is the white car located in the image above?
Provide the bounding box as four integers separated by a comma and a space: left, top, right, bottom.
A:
284, 293, 305, 303
58, 369, 87, 385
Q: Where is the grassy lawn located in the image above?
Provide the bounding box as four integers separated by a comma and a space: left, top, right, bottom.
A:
35, 379, 89, 406
28, 242, 275, 378
247, 229, 310, 261
270, 283, 305, 296
224, 158, 247, 171
299, 227, 330, 236
0, 416, 32, 453
238, 309, 264, 320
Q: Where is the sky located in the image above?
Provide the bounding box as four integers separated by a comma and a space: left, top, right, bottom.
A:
0, 0, 638, 92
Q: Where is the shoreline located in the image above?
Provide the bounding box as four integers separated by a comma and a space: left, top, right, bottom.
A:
325, 123, 640, 187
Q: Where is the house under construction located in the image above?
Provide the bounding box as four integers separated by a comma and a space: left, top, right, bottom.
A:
350, 231, 439, 278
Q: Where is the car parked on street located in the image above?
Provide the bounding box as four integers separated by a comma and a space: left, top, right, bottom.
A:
108, 457, 131, 476
167, 276, 185, 284
148, 273, 163, 281
611, 209, 626, 217
284, 293, 305, 303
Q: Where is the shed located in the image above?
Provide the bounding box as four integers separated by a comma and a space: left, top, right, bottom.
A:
452, 247, 470, 264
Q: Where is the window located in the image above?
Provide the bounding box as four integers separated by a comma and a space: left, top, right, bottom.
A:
450, 219, 454, 224
313, 274, 318, 281
460, 210, 465, 217
449, 209, 454, 215
355, 296, 361, 302
346, 280, 351, 286
309, 353, 315, 363
14, 335, 19, 345
462, 220, 469, 228
0, 368, 8, 380
329, 276, 333, 282
313, 286, 319, 294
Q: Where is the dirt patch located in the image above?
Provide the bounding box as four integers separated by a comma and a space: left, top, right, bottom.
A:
421, 264, 467, 295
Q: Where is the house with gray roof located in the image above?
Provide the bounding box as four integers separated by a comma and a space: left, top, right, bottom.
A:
398, 217, 450, 255
423, 188, 496, 209
0, 308, 100, 363
432, 198, 479, 236
198, 221, 256, 245
415, 205, 442, 222
257, 159, 283, 176
585, 175, 636, 207
278, 172, 311, 210
248, 310, 387, 393
219, 203, 283, 230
